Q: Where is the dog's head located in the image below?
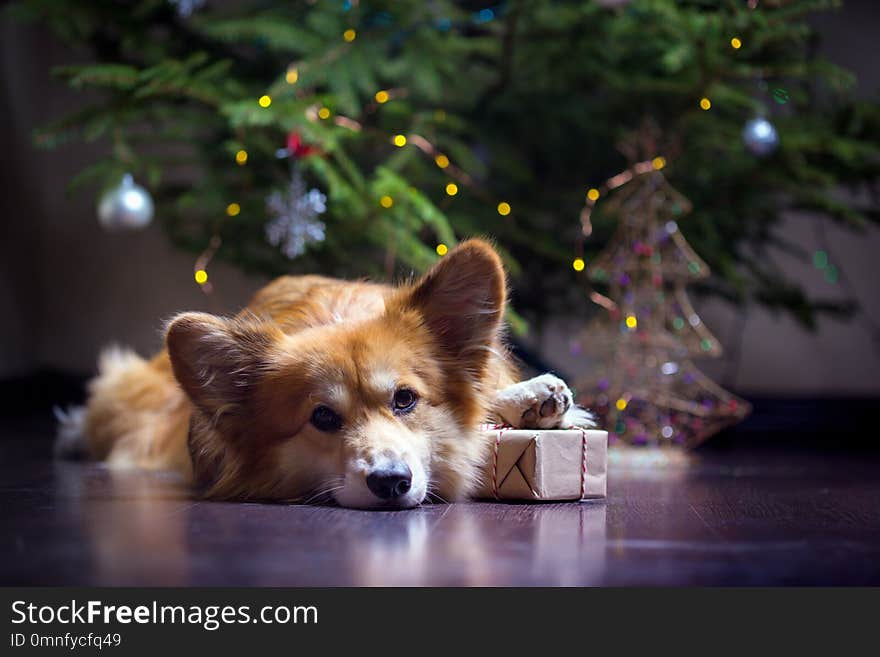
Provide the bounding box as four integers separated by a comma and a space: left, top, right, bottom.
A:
166, 240, 507, 508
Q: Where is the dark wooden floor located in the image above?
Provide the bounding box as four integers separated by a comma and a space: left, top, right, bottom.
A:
2, 415, 879, 586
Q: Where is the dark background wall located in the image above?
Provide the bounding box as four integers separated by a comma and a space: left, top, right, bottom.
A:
1, 2, 878, 396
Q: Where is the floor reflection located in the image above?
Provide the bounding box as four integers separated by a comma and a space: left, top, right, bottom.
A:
51, 460, 609, 586
54, 461, 192, 585
9, 441, 875, 585
608, 445, 695, 480
530, 502, 607, 585
348, 501, 607, 586
350, 508, 493, 586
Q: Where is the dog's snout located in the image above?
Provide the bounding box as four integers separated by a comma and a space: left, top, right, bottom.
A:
366, 464, 412, 500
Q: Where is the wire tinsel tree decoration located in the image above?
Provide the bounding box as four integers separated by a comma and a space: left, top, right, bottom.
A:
575, 170, 750, 448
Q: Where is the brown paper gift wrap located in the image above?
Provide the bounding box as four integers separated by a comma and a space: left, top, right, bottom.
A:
476, 428, 608, 501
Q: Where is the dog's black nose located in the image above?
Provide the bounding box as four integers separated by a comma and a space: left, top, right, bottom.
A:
366, 465, 412, 500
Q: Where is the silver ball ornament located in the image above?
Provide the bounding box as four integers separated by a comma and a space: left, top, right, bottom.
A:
742, 117, 779, 157
98, 174, 154, 230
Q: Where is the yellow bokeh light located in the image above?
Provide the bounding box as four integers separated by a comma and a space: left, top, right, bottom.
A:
258, 95, 272, 108
652, 156, 666, 170
379, 195, 394, 208
318, 107, 331, 120
235, 150, 248, 165
343, 29, 356, 42
497, 202, 511, 216
374, 90, 390, 104
615, 398, 628, 411
434, 154, 450, 169
393, 134, 407, 147
625, 315, 638, 329
572, 257, 585, 272
436, 243, 448, 256
730, 37, 742, 49
586, 188, 600, 202
194, 270, 208, 285
445, 183, 458, 196
699, 97, 712, 110
226, 203, 241, 217
285, 67, 299, 84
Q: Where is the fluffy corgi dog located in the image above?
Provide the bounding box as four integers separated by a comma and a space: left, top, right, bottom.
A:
57, 240, 592, 509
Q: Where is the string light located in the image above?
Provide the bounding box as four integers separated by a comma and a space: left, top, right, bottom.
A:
235, 150, 248, 165
289, 106, 528, 261
651, 156, 666, 170
285, 67, 299, 84
258, 95, 272, 108
699, 97, 712, 110
436, 243, 448, 256
226, 203, 241, 217
192, 235, 221, 296
294, 108, 513, 237
625, 315, 638, 329
577, 159, 660, 243
291, 110, 505, 259
572, 257, 585, 272
343, 29, 357, 42
730, 37, 742, 49
374, 90, 390, 104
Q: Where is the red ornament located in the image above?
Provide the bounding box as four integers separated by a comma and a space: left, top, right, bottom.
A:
286, 131, 319, 158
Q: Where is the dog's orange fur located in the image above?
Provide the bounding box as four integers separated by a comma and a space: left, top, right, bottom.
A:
80, 240, 519, 506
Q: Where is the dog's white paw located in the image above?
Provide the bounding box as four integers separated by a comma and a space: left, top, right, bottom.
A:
494, 374, 595, 429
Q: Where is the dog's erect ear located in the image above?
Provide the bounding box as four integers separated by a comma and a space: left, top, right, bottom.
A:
398, 239, 507, 357
166, 312, 276, 418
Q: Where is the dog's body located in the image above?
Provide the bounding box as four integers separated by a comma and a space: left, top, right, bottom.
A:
59, 240, 591, 508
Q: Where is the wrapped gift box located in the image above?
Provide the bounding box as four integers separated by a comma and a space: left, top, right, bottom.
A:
476, 426, 607, 501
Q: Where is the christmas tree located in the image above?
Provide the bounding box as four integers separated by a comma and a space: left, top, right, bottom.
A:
8, 0, 880, 327
575, 166, 750, 447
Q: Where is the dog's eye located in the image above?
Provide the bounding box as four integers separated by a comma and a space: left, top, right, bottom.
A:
392, 388, 418, 414
310, 405, 342, 432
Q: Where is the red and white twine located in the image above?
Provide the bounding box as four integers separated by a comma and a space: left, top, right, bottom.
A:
579, 427, 588, 500
481, 424, 589, 500
490, 426, 509, 499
